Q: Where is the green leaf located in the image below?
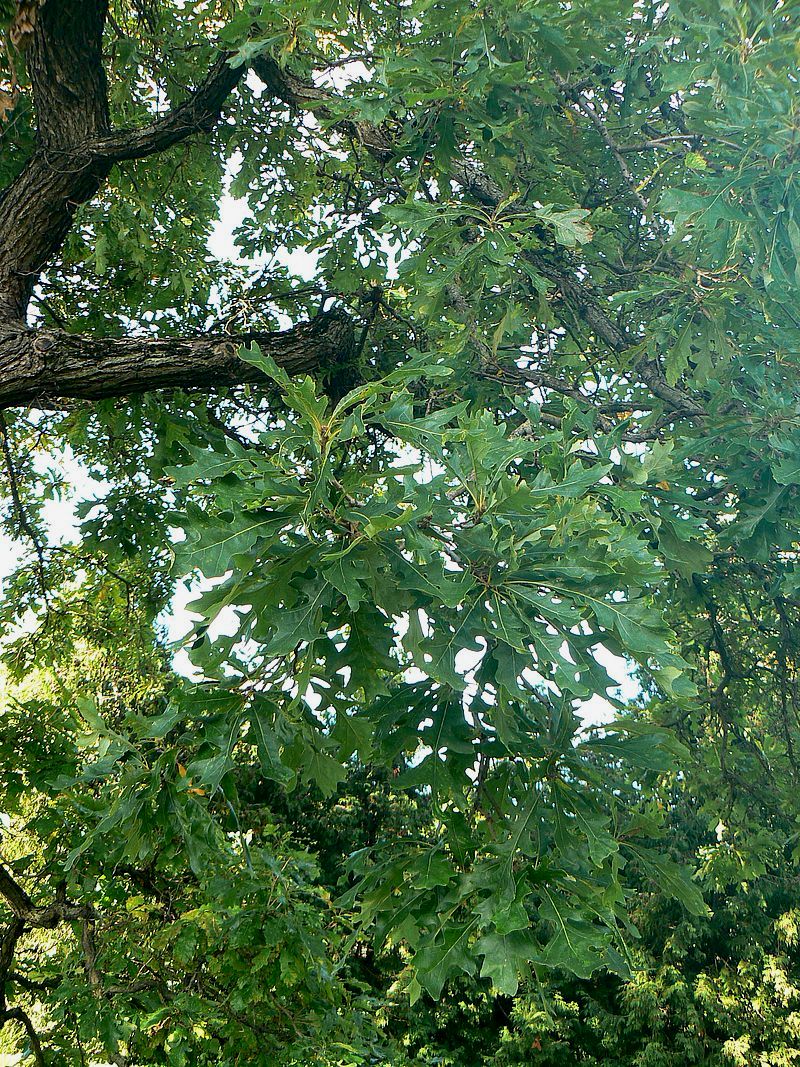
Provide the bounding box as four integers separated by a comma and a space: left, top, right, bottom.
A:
414, 920, 479, 998
534, 204, 593, 247
477, 929, 539, 996
304, 749, 346, 797
626, 845, 708, 916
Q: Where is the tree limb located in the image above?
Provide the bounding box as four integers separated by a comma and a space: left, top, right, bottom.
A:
7, 972, 59, 994
0, 8, 243, 322
2, 1006, 46, 1067
251, 55, 705, 418
0, 860, 95, 928
0, 310, 355, 409
27, 0, 111, 151
90, 53, 244, 162
0, 919, 25, 1012
553, 73, 649, 213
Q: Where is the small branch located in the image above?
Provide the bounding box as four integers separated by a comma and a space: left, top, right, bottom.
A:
2, 1006, 46, 1067
616, 133, 742, 153
553, 74, 649, 213
0, 410, 49, 599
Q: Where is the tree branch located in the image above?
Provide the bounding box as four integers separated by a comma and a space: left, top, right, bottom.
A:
0, 310, 356, 409
553, 74, 649, 213
0, 860, 95, 928
7, 972, 59, 994
27, 0, 110, 151
0, 8, 243, 322
0, 919, 25, 1010
1, 1007, 45, 1067
0, 410, 49, 597
0, 2, 109, 318
2, 1007, 46, 1067
90, 53, 244, 162
250, 55, 705, 419
0, 21, 702, 420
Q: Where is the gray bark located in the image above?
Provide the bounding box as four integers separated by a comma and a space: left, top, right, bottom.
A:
0, 312, 355, 409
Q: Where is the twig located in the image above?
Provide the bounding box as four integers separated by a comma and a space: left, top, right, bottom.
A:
0, 411, 49, 603
3, 1006, 45, 1066
553, 74, 649, 213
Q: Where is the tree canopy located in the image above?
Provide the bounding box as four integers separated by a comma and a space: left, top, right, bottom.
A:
1, 0, 800, 1062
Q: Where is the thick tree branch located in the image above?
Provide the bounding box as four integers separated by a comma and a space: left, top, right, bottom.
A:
28, 0, 110, 150
0, 0, 112, 320
253, 56, 396, 161
0, 865, 34, 920
0, 861, 95, 928
90, 54, 245, 162
0, 6, 242, 322
0, 151, 113, 322
0, 310, 356, 409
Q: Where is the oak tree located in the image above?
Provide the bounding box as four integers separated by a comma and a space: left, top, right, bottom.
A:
1, 0, 800, 1061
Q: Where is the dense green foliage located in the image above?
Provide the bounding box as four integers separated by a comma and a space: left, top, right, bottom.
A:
2, 0, 800, 1061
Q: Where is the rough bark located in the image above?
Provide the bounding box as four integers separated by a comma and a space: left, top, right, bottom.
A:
0, 1, 244, 324
27, 0, 110, 150
0, 4, 286, 403
0, 311, 355, 409
0, 153, 113, 323
0, 5, 701, 418
88, 53, 243, 162
0, 0, 112, 320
